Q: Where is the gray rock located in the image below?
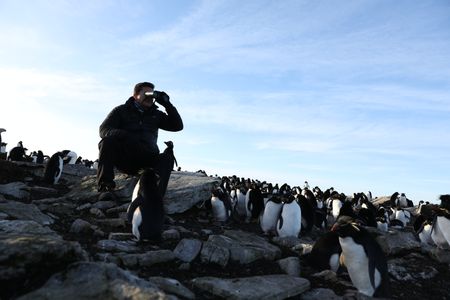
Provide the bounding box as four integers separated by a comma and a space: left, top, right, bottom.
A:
108, 232, 135, 241
271, 236, 303, 248
223, 230, 281, 264
89, 207, 106, 218
277, 256, 301, 277
106, 203, 130, 215
422, 245, 450, 264
388, 253, 439, 282
173, 238, 203, 262
162, 229, 180, 240
76, 203, 92, 211
69, 218, 94, 234
302, 288, 343, 300
149, 276, 195, 300
28, 186, 59, 197
376, 229, 421, 255
0, 220, 86, 297
118, 250, 176, 268
0, 182, 30, 199
95, 218, 126, 228
65, 174, 138, 203
18, 262, 169, 300
0, 212, 8, 220
200, 239, 230, 267
192, 274, 310, 300
96, 239, 140, 253
164, 172, 220, 214
0, 199, 54, 225
92, 200, 117, 210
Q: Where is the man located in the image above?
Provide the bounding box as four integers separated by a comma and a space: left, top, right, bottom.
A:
97, 82, 183, 198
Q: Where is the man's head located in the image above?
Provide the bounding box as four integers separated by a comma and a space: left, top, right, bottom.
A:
134, 82, 155, 109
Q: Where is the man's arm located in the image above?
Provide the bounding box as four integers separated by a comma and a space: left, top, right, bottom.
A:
99, 106, 128, 138
156, 92, 184, 132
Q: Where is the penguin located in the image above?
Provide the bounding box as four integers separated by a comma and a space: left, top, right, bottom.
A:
390, 207, 411, 227
376, 216, 389, 232
413, 214, 434, 245
210, 187, 232, 222
307, 230, 342, 272
234, 186, 247, 218
127, 168, 164, 241
92, 159, 99, 170
7, 146, 27, 161
246, 185, 264, 221
36, 150, 44, 164
276, 195, 302, 238
389, 192, 400, 208
332, 222, 391, 298
303, 181, 310, 190
296, 194, 315, 232
259, 195, 283, 235
430, 209, 450, 249
398, 193, 408, 208
61, 150, 78, 164
43, 152, 63, 184
331, 197, 343, 223
440, 194, 450, 211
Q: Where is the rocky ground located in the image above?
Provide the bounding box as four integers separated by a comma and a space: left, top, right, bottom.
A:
1, 160, 450, 300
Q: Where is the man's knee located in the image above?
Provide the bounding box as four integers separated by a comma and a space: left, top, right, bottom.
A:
99, 136, 120, 151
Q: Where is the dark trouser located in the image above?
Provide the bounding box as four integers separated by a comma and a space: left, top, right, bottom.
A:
97, 136, 175, 197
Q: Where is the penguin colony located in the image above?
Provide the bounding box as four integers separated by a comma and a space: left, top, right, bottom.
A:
206, 175, 450, 298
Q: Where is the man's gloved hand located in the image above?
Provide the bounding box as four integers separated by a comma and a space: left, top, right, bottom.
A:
155, 91, 172, 108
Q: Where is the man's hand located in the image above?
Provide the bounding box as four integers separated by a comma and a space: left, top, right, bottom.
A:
155, 91, 172, 108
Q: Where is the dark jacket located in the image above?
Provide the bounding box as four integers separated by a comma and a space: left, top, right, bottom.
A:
99, 97, 183, 154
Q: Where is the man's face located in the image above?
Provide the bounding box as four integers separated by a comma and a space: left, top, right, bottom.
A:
135, 86, 154, 109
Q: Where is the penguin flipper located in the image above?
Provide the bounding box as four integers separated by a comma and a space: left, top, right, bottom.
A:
278, 214, 284, 230
127, 196, 144, 223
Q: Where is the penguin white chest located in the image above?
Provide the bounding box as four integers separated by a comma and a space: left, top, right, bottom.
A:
277, 202, 301, 238
419, 224, 433, 245
434, 216, 450, 248
132, 207, 142, 240
211, 196, 227, 222
332, 200, 342, 219
339, 237, 381, 297
260, 202, 282, 233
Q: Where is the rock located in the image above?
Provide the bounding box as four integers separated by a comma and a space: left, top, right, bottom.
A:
302, 288, 343, 300
162, 228, 180, 240
89, 207, 106, 218
0, 199, 54, 225
118, 250, 176, 268
0, 220, 86, 299
106, 203, 130, 215
164, 172, 220, 214
17, 262, 169, 300
277, 256, 301, 277
95, 218, 126, 228
108, 232, 135, 241
223, 230, 281, 264
272, 236, 303, 248
28, 186, 59, 197
0, 182, 30, 199
192, 274, 310, 299
424, 247, 450, 264
200, 239, 230, 267
0, 212, 8, 220
65, 174, 138, 203
69, 219, 94, 234
388, 253, 439, 282
149, 276, 195, 300
76, 203, 92, 211
96, 240, 140, 253
173, 238, 203, 262
376, 229, 421, 255
92, 200, 117, 210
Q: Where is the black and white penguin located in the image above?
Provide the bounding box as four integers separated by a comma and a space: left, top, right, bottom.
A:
430, 208, 450, 249
296, 194, 315, 232
260, 195, 283, 235
36, 150, 44, 164
234, 186, 247, 218
332, 222, 391, 298
389, 192, 400, 208
413, 214, 433, 245
210, 187, 232, 222
307, 230, 342, 272
246, 185, 264, 221
43, 152, 63, 184
61, 150, 78, 165
127, 168, 164, 241
7, 146, 27, 161
276, 195, 302, 238
390, 207, 411, 227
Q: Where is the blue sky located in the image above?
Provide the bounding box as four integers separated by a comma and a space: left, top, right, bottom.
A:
1, 0, 449, 203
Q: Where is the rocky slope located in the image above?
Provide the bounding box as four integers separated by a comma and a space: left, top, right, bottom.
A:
0, 160, 449, 299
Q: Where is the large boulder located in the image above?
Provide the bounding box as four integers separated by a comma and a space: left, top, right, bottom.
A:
201, 230, 281, 266
164, 172, 219, 214
192, 274, 310, 300
375, 228, 421, 255
0, 220, 87, 299
0, 199, 54, 225
0, 182, 30, 199
18, 262, 170, 300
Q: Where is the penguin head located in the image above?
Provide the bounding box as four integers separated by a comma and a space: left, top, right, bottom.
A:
332, 221, 363, 239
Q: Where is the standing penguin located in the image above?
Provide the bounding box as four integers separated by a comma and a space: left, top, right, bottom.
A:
276, 195, 302, 238
307, 230, 342, 272
332, 222, 390, 298
431, 209, 450, 249
260, 195, 283, 235
127, 168, 164, 241
210, 187, 232, 222
43, 152, 63, 184
414, 215, 434, 245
